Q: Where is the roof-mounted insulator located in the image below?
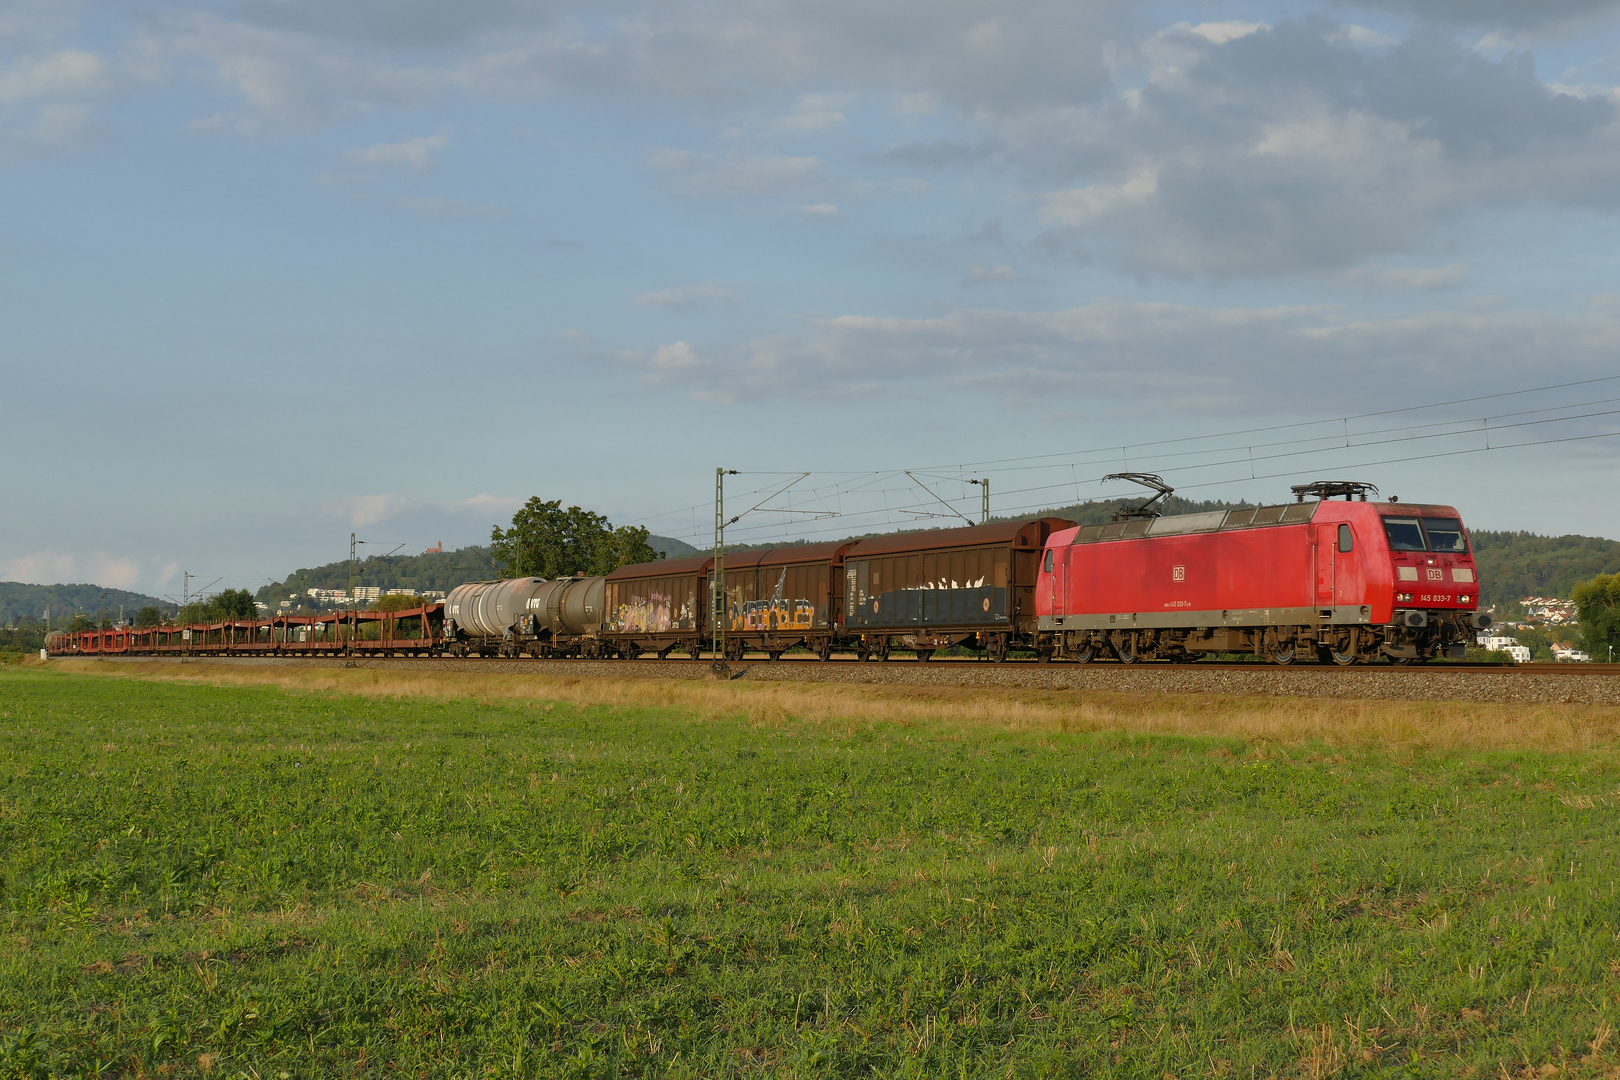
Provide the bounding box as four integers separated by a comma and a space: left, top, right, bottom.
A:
1291, 480, 1380, 502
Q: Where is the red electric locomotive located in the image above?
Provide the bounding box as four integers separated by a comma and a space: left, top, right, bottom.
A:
1034, 478, 1491, 664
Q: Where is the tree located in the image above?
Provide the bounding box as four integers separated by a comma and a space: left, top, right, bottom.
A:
134, 606, 163, 628
598, 524, 662, 574
211, 589, 258, 620
1574, 573, 1620, 661
370, 593, 424, 613
489, 498, 663, 580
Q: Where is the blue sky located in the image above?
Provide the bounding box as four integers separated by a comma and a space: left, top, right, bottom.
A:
3, 0, 1620, 597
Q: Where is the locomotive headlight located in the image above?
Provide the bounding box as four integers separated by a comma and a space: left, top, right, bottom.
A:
1397, 592, 1413, 602
1459, 595, 1471, 604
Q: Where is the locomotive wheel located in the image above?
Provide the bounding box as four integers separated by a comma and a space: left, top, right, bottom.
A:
1072, 645, 1095, 663
1326, 646, 1357, 666
1114, 633, 1140, 664
1267, 645, 1296, 666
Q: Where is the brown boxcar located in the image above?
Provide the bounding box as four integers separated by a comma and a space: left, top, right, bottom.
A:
841, 519, 1071, 660
603, 555, 712, 658
714, 541, 853, 661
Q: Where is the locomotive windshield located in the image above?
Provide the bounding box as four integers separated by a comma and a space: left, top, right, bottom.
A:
1382, 516, 1469, 553
1422, 517, 1469, 553
1382, 517, 1427, 552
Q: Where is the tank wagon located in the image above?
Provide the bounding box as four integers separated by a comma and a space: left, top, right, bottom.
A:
444, 575, 605, 657
1034, 480, 1490, 665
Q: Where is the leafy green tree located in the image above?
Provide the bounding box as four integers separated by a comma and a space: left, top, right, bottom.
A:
211, 588, 259, 620
490, 499, 663, 580
134, 606, 164, 628
1574, 573, 1620, 661
370, 593, 424, 613
598, 524, 662, 574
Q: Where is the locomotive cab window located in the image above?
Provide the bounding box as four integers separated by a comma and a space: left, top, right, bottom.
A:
1043, 550, 1053, 573
1337, 524, 1353, 553
1382, 517, 1427, 552
1422, 517, 1468, 553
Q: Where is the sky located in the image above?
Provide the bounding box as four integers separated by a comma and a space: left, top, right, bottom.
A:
3, 0, 1620, 600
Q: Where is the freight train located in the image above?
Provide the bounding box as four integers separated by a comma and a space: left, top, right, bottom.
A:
46, 478, 1489, 665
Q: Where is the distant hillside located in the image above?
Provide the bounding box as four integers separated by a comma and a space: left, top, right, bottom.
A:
1469, 531, 1620, 608
256, 535, 698, 605
0, 582, 168, 625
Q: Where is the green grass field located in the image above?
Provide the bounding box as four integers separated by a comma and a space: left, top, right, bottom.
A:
3, 666, 1620, 1078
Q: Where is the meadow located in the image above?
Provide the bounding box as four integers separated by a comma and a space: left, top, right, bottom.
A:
3, 663, 1620, 1078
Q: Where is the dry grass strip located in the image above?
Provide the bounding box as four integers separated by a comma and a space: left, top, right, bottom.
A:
40, 658, 1620, 753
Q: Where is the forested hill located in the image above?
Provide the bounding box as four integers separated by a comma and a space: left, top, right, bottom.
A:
0, 582, 167, 624
1469, 531, 1620, 608
255, 535, 697, 605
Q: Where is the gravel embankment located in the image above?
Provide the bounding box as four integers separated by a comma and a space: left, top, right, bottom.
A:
79, 655, 1620, 706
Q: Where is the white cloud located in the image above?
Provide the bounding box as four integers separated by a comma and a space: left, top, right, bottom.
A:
1183, 21, 1267, 44
965, 263, 1018, 283
3, 549, 142, 590
393, 196, 505, 215
600, 297, 1620, 417
320, 493, 525, 528
801, 202, 839, 218
767, 92, 852, 134
650, 148, 826, 197
1345, 263, 1469, 290
0, 48, 110, 103
649, 341, 702, 369
1037, 171, 1157, 226
635, 283, 740, 311
346, 133, 447, 170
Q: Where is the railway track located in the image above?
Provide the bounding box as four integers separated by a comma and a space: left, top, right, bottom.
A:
76, 653, 1620, 705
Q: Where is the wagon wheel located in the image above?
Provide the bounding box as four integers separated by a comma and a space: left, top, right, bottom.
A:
1264, 630, 1296, 666
688, 643, 703, 660
1114, 632, 1140, 664
767, 651, 784, 662
874, 637, 891, 662
915, 650, 934, 663
726, 639, 746, 662
815, 639, 833, 662
624, 642, 642, 661
987, 635, 1010, 664
1321, 643, 1357, 666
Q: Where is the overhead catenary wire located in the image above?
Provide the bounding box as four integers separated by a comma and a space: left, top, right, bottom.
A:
623, 373, 1620, 547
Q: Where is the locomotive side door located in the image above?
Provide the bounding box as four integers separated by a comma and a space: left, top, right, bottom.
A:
1313, 525, 1337, 609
